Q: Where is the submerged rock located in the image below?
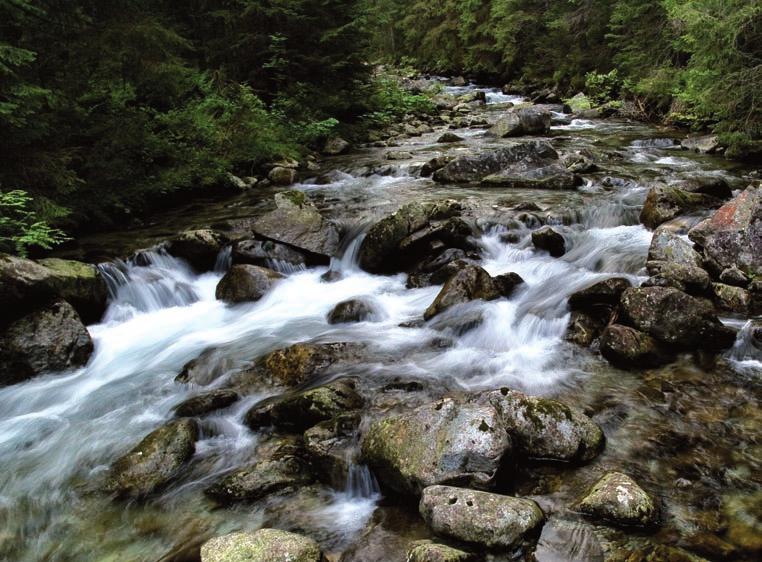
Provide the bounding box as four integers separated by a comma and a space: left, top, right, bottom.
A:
419, 485, 544, 549
253, 191, 340, 259
640, 186, 721, 230
167, 229, 227, 272
0, 300, 93, 386
576, 471, 658, 527
688, 186, 761, 278
532, 227, 566, 257
215, 264, 283, 303
200, 529, 324, 562
600, 324, 671, 369
361, 398, 510, 495
619, 287, 735, 350
104, 419, 198, 499
172, 389, 239, 417
327, 298, 379, 324
488, 107, 551, 137
424, 264, 500, 320
175, 348, 234, 386
479, 389, 604, 463
205, 437, 312, 503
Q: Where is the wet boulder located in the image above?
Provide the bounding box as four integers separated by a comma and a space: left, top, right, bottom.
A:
673, 176, 732, 199
421, 156, 455, 177
619, 287, 735, 351
688, 186, 761, 278
322, 137, 350, 155
407, 540, 474, 562
711, 283, 750, 313
599, 325, 671, 369
361, 398, 511, 496
566, 312, 608, 347
215, 264, 283, 303
424, 264, 500, 320
327, 298, 379, 324
253, 191, 340, 260
532, 227, 566, 257
419, 485, 544, 549
245, 378, 363, 432
492, 272, 525, 298
647, 228, 704, 271
358, 200, 462, 273
482, 161, 577, 190
642, 263, 711, 296
433, 140, 558, 184
640, 186, 721, 230
576, 472, 658, 527
0, 253, 60, 321
0, 300, 94, 386
681, 135, 720, 154
233, 342, 364, 389
268, 166, 297, 185
719, 266, 750, 287
205, 437, 312, 503
488, 108, 551, 137
399, 218, 476, 260
438, 132, 464, 143
304, 413, 360, 488
167, 229, 227, 272
36, 258, 108, 323
479, 389, 604, 463
569, 278, 632, 313
104, 418, 198, 499
231, 239, 307, 269
173, 389, 239, 417
200, 529, 324, 562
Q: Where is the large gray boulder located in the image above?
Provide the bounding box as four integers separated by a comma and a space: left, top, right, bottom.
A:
200, 529, 324, 562
0, 300, 94, 386
253, 191, 340, 259
36, 258, 108, 323
419, 485, 544, 548
205, 437, 312, 503
619, 287, 735, 350
688, 186, 761, 278
640, 186, 721, 230
576, 472, 658, 527
488, 107, 551, 137
424, 264, 500, 320
361, 398, 511, 496
104, 419, 198, 498
647, 228, 704, 272
215, 264, 283, 303
358, 200, 462, 273
478, 389, 604, 463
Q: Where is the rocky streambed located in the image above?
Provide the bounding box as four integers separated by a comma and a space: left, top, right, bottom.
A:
0, 83, 760, 562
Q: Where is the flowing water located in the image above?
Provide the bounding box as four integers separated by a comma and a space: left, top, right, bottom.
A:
0, 85, 759, 561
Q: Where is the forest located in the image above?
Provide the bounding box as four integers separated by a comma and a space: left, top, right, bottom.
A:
1, 0, 760, 252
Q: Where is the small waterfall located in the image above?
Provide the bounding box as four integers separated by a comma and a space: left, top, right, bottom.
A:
630, 138, 679, 149
264, 259, 307, 275
97, 249, 201, 323
728, 320, 762, 373
327, 229, 367, 275
345, 463, 380, 499
214, 246, 232, 273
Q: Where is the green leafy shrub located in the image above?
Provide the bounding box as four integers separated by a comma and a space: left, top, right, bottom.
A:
585, 70, 622, 105
0, 190, 68, 256
362, 76, 435, 128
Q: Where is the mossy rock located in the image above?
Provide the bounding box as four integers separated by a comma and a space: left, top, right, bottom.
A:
200, 529, 324, 562
576, 471, 658, 527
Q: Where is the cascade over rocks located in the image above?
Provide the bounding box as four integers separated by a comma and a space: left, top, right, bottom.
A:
215, 264, 282, 303
200, 529, 325, 562
104, 418, 198, 499
0, 300, 94, 386
424, 264, 500, 320
175, 348, 234, 386
167, 229, 227, 272
361, 397, 511, 496
477, 389, 604, 463
253, 191, 340, 260
172, 389, 239, 417
419, 485, 545, 549
576, 472, 658, 527
640, 186, 722, 230
304, 413, 361, 488
688, 185, 761, 278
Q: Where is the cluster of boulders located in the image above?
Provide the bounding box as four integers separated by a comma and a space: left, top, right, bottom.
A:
0, 254, 109, 386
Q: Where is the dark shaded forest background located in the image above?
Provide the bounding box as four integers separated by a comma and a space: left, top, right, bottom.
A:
1, 0, 760, 251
